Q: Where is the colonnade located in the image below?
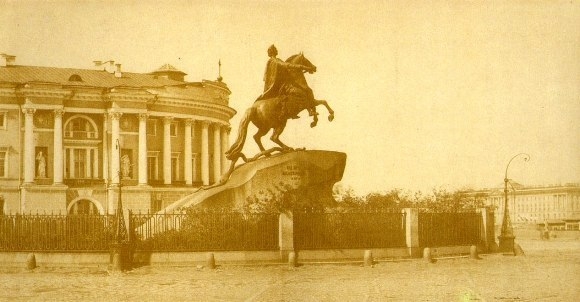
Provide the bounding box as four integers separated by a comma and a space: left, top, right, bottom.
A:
21, 107, 231, 187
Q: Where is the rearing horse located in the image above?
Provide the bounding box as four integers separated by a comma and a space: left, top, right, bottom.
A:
225, 53, 334, 164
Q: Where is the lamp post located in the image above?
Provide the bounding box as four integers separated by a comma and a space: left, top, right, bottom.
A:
111, 139, 130, 270
498, 153, 530, 253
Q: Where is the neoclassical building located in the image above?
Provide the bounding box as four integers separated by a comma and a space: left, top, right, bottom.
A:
0, 54, 236, 215
466, 183, 580, 225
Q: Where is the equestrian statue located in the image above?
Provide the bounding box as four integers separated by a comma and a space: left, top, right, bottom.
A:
220, 45, 334, 183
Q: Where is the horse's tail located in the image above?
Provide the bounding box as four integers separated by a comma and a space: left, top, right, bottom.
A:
225, 107, 253, 160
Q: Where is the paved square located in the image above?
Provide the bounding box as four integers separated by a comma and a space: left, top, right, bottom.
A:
1, 239, 578, 301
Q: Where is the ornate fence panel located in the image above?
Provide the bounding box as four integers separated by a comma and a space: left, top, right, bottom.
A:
0, 214, 115, 251
131, 210, 279, 252
418, 211, 482, 247
294, 210, 407, 249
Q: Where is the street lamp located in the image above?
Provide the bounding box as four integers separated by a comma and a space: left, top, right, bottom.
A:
111, 139, 130, 270
498, 153, 530, 253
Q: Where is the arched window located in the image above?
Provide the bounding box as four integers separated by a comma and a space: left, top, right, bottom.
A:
68, 199, 99, 215
68, 74, 83, 82
63, 115, 100, 180
64, 115, 98, 139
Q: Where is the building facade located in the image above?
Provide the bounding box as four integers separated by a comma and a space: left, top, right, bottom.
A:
0, 54, 236, 215
467, 183, 580, 226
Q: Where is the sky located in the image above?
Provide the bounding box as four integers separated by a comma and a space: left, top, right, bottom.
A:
1, 1, 579, 194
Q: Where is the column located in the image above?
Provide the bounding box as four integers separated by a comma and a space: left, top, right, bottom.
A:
109, 112, 122, 184
200, 121, 209, 186
184, 119, 193, 185
92, 149, 99, 178
138, 113, 148, 185
53, 109, 64, 184
69, 148, 75, 178
102, 113, 109, 183
221, 126, 230, 174
85, 148, 91, 178
212, 123, 221, 183
163, 117, 173, 185
22, 107, 36, 183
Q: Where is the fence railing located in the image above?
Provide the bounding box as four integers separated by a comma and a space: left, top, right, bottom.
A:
0, 214, 115, 252
294, 210, 407, 249
418, 212, 483, 247
130, 210, 279, 252
0, 208, 487, 253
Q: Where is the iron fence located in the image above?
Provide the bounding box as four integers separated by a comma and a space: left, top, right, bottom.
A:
294, 209, 407, 249
418, 211, 482, 247
0, 214, 115, 251
130, 210, 279, 252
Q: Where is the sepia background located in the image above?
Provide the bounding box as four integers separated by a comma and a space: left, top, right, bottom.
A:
1, 0, 578, 194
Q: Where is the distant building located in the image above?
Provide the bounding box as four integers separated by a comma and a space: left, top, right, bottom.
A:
0, 54, 236, 214
466, 183, 580, 227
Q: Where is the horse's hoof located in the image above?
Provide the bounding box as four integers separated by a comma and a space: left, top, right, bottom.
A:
328, 115, 334, 122
310, 122, 317, 128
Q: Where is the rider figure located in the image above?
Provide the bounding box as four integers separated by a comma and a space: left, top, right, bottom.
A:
257, 45, 316, 119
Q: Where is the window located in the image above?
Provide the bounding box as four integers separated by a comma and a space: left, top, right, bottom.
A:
68, 199, 98, 215
147, 119, 157, 136
192, 153, 199, 182
171, 152, 180, 181
0, 112, 6, 130
73, 149, 87, 178
64, 116, 97, 139
170, 122, 178, 137
64, 148, 98, 179
147, 152, 159, 181
68, 74, 83, 82
0, 150, 7, 177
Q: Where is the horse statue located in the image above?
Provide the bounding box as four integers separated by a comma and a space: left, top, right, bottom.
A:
221, 53, 334, 181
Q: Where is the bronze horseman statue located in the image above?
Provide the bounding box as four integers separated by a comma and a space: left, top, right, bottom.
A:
222, 45, 334, 181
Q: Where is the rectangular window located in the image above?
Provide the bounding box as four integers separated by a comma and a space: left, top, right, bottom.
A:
74, 149, 86, 178
147, 119, 157, 136
171, 152, 180, 181
170, 122, 178, 137
147, 155, 158, 180
0, 150, 6, 177
192, 153, 199, 182
0, 112, 6, 130
171, 158, 178, 180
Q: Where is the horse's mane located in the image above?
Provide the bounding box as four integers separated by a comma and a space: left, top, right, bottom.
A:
286, 54, 300, 63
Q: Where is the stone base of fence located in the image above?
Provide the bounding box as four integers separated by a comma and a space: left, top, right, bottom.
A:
296, 248, 409, 263
0, 246, 484, 268
132, 251, 284, 266
0, 252, 110, 268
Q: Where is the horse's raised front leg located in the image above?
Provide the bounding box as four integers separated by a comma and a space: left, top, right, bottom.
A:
253, 127, 269, 152
314, 99, 334, 122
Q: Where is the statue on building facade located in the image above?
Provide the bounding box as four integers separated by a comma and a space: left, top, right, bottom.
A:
36, 151, 46, 178
121, 154, 131, 179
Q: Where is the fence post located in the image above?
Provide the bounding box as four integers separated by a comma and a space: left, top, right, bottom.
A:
404, 208, 420, 258
480, 207, 497, 252
279, 210, 294, 261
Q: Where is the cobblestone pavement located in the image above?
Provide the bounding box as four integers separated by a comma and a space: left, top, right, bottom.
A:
0, 239, 578, 301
